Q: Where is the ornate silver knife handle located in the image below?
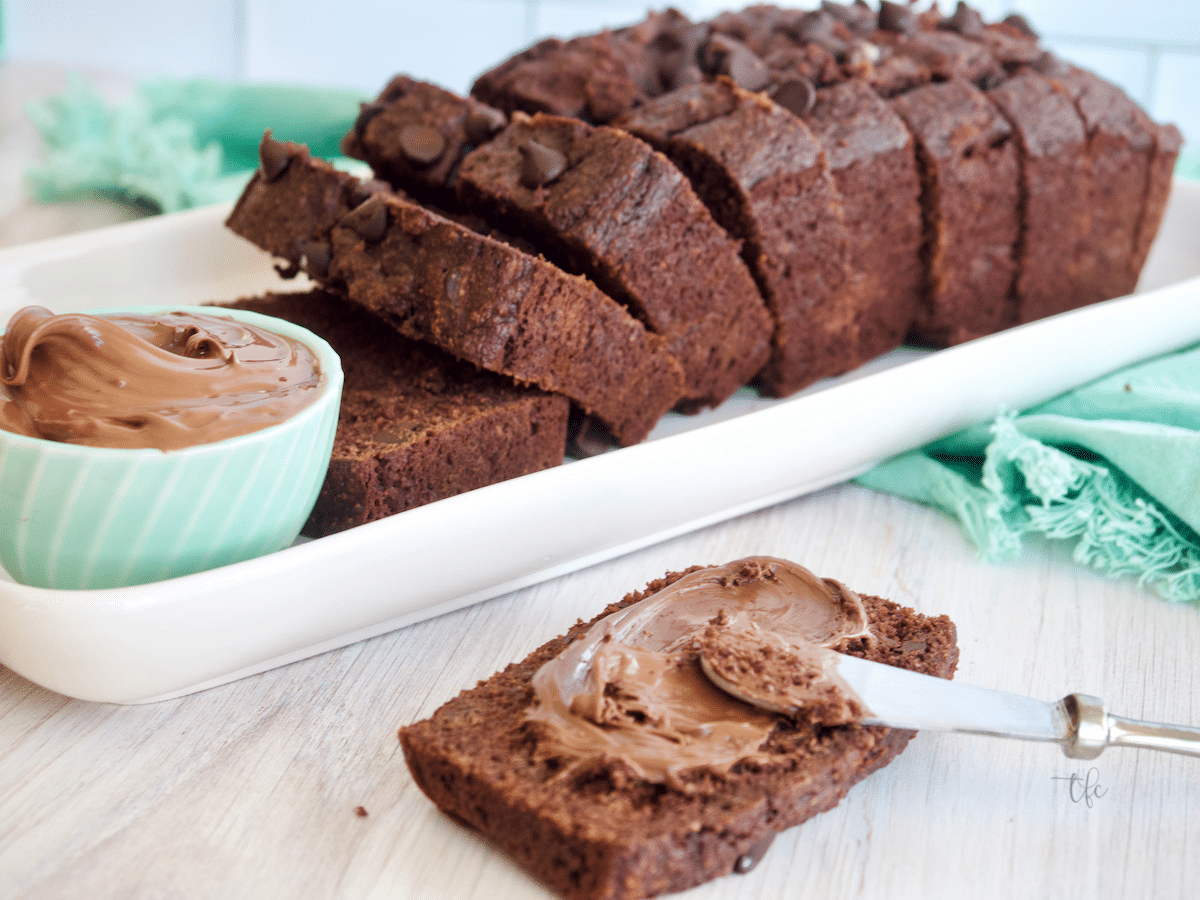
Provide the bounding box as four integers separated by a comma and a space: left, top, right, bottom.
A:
1060, 693, 1200, 759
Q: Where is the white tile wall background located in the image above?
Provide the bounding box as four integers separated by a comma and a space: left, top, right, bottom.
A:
2, 0, 1197, 146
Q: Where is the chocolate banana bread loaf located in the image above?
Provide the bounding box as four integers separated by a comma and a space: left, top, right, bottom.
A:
471, 2, 1178, 355
400, 557, 959, 900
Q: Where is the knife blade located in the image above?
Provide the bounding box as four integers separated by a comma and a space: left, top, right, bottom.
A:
832, 653, 1200, 760
698, 643, 1200, 760
836, 653, 1067, 741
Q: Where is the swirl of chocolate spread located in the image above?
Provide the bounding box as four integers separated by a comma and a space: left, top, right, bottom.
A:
527, 557, 874, 783
0, 306, 323, 450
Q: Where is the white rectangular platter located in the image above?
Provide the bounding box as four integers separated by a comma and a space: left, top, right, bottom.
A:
2, 181, 1199, 704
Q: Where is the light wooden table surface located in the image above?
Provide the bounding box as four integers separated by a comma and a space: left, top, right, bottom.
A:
1, 63, 1197, 900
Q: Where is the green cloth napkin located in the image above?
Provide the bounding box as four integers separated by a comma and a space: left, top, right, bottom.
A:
26, 75, 368, 212
1177, 149, 1200, 184
857, 342, 1200, 603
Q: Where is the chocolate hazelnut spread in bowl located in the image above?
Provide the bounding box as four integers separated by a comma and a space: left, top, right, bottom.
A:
1, 306, 325, 450
0, 304, 343, 590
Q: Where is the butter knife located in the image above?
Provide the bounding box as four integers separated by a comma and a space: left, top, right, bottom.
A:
701, 650, 1200, 759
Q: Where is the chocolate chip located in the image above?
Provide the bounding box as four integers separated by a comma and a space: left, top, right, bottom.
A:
723, 47, 770, 91
700, 33, 736, 71
258, 130, 292, 183
820, 1, 849, 20
789, 10, 849, 57
654, 22, 708, 92
792, 10, 835, 43
1031, 50, 1068, 77
1002, 13, 1038, 40
353, 101, 388, 137
350, 178, 390, 207
772, 77, 816, 118
398, 124, 446, 166
663, 63, 704, 91
296, 239, 331, 278
519, 140, 567, 189
821, 0, 874, 37
344, 194, 389, 243
464, 106, 507, 145
701, 34, 770, 91
653, 20, 708, 56
274, 259, 301, 280
566, 414, 614, 458
942, 2, 984, 38
733, 833, 776, 875
878, 0, 915, 35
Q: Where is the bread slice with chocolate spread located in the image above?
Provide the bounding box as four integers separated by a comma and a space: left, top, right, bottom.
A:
400, 560, 958, 900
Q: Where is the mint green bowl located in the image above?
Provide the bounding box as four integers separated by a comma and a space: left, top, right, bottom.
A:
0, 305, 343, 590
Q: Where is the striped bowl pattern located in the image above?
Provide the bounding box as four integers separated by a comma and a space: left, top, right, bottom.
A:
0, 306, 343, 590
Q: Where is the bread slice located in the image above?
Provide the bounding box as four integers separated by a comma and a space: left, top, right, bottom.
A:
225, 135, 685, 445
455, 111, 774, 412
986, 69, 1095, 323
226, 290, 569, 536
614, 79, 859, 398
470, 31, 650, 125
889, 77, 1020, 346
400, 561, 959, 900
341, 75, 508, 208
1055, 63, 1178, 298
804, 78, 924, 363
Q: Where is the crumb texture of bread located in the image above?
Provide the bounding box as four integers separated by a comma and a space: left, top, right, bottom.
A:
399, 567, 958, 900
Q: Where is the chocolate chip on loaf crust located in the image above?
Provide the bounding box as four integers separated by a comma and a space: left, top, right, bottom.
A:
296, 238, 332, 277
519, 140, 567, 188
352, 101, 389, 138
703, 34, 770, 91
257, 131, 292, 182
773, 77, 817, 118
942, 2, 985, 38
878, 0, 916, 34
821, 0, 875, 36
464, 106, 507, 145
398, 124, 447, 165
343, 194, 389, 242
732, 833, 776, 874
1002, 12, 1038, 39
